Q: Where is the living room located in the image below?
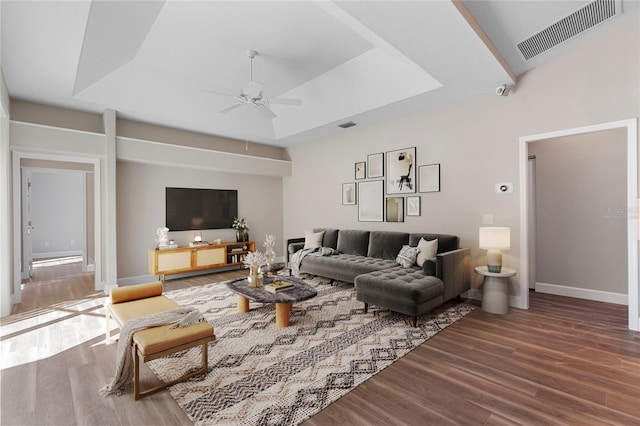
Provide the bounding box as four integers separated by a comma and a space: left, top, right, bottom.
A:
1, 1, 639, 424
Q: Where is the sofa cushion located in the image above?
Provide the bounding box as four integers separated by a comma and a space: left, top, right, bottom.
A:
304, 230, 324, 249
314, 228, 339, 250
299, 253, 396, 284
367, 231, 409, 260
409, 233, 458, 254
396, 245, 420, 268
422, 259, 436, 276
416, 237, 438, 267
337, 230, 370, 256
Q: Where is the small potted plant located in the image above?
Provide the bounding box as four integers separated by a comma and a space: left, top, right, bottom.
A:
232, 217, 249, 242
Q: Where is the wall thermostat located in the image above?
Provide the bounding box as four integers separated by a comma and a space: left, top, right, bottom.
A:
495, 182, 513, 194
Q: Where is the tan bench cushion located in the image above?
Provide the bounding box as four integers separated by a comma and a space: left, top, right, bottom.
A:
133, 322, 214, 356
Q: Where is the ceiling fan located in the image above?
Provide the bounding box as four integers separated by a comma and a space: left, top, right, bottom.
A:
203, 50, 301, 119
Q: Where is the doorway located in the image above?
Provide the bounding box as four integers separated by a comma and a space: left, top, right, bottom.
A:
12, 152, 102, 306
519, 119, 638, 331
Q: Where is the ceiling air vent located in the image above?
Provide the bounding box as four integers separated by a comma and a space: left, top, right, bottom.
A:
338, 121, 357, 129
516, 0, 621, 61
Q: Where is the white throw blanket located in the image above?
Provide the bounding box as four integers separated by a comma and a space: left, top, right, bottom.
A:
290, 246, 336, 277
100, 306, 205, 397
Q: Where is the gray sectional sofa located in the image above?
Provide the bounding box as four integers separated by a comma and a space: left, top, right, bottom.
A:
287, 228, 470, 327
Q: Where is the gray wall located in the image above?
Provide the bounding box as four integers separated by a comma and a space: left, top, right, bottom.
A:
530, 129, 627, 295
30, 170, 85, 257
283, 14, 639, 306
116, 161, 284, 280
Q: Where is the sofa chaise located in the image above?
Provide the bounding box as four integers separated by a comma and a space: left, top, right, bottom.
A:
287, 228, 470, 327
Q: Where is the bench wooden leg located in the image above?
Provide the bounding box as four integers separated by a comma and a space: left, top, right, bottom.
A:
133, 337, 212, 400
363, 303, 369, 313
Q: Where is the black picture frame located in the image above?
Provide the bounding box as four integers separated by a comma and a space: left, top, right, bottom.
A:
358, 180, 384, 222
386, 147, 416, 194
342, 182, 356, 205
419, 163, 441, 193
385, 197, 404, 222
367, 152, 384, 178
406, 196, 421, 216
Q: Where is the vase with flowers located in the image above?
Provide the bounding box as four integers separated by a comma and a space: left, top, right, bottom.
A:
243, 250, 267, 287
232, 217, 249, 242
263, 234, 276, 269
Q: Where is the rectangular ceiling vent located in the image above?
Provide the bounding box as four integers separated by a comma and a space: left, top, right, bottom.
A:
516, 0, 621, 61
338, 121, 357, 129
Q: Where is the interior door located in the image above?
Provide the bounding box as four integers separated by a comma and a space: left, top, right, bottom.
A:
21, 168, 33, 278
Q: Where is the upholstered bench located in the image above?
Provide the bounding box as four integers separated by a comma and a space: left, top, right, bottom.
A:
105, 281, 215, 400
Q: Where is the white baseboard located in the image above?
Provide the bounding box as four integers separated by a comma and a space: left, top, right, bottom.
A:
32, 250, 83, 259
535, 282, 627, 305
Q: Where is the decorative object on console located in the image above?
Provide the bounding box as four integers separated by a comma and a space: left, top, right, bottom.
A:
156, 227, 170, 247
358, 180, 384, 222
232, 217, 249, 242
406, 196, 421, 216
367, 152, 384, 178
355, 161, 366, 180
479, 227, 510, 273
342, 182, 356, 205
386, 197, 404, 222
386, 147, 416, 194
263, 234, 276, 269
243, 251, 267, 288
419, 163, 441, 193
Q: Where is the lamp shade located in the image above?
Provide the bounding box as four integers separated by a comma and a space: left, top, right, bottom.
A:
479, 227, 510, 250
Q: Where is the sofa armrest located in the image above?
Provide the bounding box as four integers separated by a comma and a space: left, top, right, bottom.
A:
286, 237, 305, 263
436, 248, 470, 302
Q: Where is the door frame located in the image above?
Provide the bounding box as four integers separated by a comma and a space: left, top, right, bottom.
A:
12, 151, 102, 304
519, 118, 638, 331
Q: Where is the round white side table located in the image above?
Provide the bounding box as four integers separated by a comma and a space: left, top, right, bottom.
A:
475, 266, 516, 314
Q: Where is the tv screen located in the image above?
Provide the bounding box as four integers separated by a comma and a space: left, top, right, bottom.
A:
165, 187, 238, 231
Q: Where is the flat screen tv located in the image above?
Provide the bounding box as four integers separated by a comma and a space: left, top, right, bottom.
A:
165, 187, 238, 231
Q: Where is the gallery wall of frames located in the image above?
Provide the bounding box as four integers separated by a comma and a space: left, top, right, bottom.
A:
341, 147, 440, 222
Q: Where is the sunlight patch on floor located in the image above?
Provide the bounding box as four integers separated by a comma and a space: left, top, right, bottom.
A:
32, 256, 83, 268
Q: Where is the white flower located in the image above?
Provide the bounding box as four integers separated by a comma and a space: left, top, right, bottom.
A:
243, 250, 267, 269
263, 234, 276, 250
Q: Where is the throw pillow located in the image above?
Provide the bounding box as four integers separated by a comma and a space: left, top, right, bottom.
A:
422, 259, 436, 276
396, 245, 420, 268
416, 238, 438, 267
303, 230, 324, 250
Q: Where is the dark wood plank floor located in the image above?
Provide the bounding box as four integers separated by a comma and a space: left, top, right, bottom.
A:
2, 262, 639, 425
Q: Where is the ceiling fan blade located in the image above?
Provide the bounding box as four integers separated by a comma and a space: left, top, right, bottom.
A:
269, 97, 301, 106
246, 81, 263, 99
218, 103, 244, 114
258, 105, 277, 119
202, 88, 239, 98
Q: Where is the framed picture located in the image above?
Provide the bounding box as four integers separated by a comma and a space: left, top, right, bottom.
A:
358, 180, 384, 222
419, 163, 441, 193
386, 147, 416, 194
342, 183, 356, 205
386, 197, 404, 222
406, 196, 421, 216
355, 161, 366, 180
367, 152, 384, 178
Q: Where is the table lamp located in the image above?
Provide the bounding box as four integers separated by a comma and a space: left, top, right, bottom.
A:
479, 227, 510, 273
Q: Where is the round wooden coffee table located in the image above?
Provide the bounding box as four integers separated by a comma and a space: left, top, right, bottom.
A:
226, 275, 317, 327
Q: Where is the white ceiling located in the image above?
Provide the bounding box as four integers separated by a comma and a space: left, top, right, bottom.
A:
1, 0, 636, 147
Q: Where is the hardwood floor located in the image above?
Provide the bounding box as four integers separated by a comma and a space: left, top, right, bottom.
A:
2, 264, 639, 425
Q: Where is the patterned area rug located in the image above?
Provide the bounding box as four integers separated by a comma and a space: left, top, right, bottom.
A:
149, 276, 474, 426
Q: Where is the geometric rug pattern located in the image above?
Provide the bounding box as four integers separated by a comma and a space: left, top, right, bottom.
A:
148, 276, 474, 426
